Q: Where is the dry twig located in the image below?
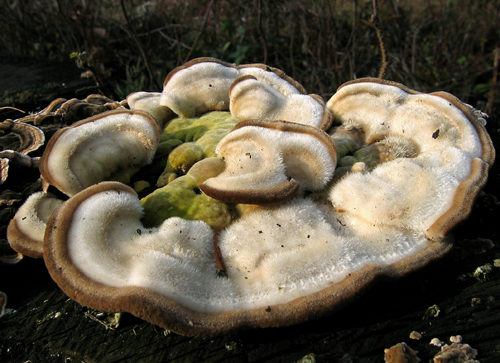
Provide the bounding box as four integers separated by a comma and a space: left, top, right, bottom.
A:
256, 0, 268, 64
120, 0, 161, 91
371, 0, 388, 79
183, 0, 216, 64
486, 47, 499, 113
213, 230, 227, 277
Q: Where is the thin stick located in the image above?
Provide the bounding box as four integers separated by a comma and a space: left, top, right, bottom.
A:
72, 52, 115, 98
213, 230, 227, 276
55, 0, 81, 53
183, 0, 215, 64
371, 0, 388, 79
256, 0, 268, 64
120, 0, 161, 91
486, 47, 499, 113
351, 0, 357, 79
0, 106, 25, 113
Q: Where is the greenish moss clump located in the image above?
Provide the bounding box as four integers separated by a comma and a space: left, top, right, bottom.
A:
140, 174, 232, 230
141, 111, 238, 228
157, 111, 239, 175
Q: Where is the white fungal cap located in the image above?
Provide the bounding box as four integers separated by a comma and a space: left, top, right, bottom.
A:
126, 91, 174, 128
160, 57, 314, 118
229, 75, 333, 129
7, 192, 63, 258
44, 181, 451, 336
327, 78, 495, 240
237, 63, 306, 96
39, 109, 160, 197
161, 59, 240, 117
200, 120, 337, 204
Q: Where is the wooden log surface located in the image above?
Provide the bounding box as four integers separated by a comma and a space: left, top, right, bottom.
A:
0, 56, 499, 363
0, 55, 98, 110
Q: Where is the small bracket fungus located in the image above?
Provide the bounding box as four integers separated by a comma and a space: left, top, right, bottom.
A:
199, 119, 337, 204
16, 94, 122, 127
384, 342, 421, 363
7, 192, 63, 258
160, 57, 327, 120
0, 119, 45, 155
433, 342, 479, 363
229, 75, 333, 129
39, 109, 160, 196
327, 78, 495, 242
127, 91, 175, 129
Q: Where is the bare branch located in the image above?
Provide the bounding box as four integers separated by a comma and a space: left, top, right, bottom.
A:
256, 0, 268, 64
371, 0, 388, 79
486, 47, 499, 113
120, 0, 161, 91
183, 0, 216, 64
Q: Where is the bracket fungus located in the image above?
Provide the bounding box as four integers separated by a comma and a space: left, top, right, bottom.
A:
199, 119, 337, 204
229, 75, 333, 129
0, 119, 45, 184
0, 119, 45, 155
160, 57, 332, 130
39, 109, 160, 196
161, 58, 303, 117
326, 78, 494, 241
7, 192, 63, 258
15, 94, 122, 127
8, 58, 494, 337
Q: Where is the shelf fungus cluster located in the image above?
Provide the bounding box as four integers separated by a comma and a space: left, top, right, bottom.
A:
0, 119, 45, 185
7, 58, 495, 336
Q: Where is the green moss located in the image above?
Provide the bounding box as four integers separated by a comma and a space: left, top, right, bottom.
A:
141, 111, 238, 228
158, 111, 239, 177
167, 143, 204, 174
140, 174, 231, 230
156, 138, 183, 157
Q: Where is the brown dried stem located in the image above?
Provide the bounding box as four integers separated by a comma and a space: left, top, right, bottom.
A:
256, 0, 268, 64
351, 0, 358, 79
183, 0, 216, 64
213, 230, 227, 276
120, 0, 161, 91
486, 47, 499, 113
371, 0, 388, 79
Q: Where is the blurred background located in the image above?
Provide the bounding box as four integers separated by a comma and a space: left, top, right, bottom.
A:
0, 0, 499, 116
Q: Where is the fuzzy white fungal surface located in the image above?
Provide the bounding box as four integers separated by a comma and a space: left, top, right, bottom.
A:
43, 111, 159, 196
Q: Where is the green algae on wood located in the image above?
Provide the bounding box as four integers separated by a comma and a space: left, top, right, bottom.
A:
140, 174, 232, 230
157, 111, 239, 176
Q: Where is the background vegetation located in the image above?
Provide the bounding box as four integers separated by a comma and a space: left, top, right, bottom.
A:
1, 0, 499, 115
